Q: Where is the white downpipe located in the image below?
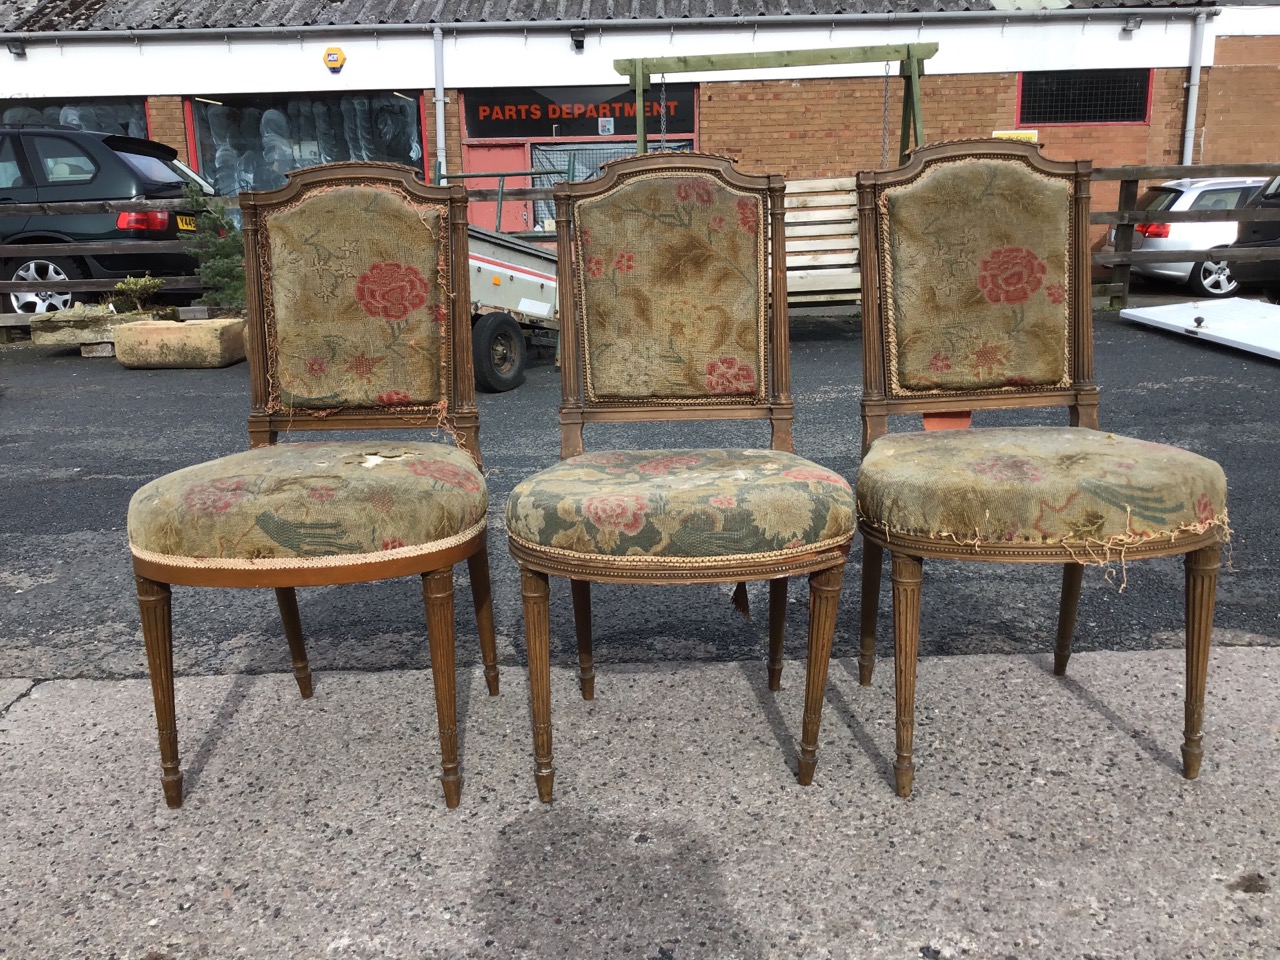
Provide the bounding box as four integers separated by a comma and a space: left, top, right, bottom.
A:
433, 27, 447, 182
1182, 12, 1206, 165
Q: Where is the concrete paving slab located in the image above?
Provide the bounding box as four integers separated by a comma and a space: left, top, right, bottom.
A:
0, 679, 33, 713
1, 648, 1277, 960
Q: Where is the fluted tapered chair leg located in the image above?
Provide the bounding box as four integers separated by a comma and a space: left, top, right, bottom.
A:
274, 587, 313, 698
467, 544, 500, 696
797, 565, 844, 785
891, 552, 923, 798
570, 578, 594, 700
859, 540, 883, 685
1053, 564, 1084, 677
422, 569, 461, 808
768, 577, 787, 691
1182, 544, 1220, 779
522, 568, 555, 802
137, 575, 182, 808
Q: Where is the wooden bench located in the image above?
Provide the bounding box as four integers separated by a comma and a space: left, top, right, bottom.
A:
784, 176, 861, 310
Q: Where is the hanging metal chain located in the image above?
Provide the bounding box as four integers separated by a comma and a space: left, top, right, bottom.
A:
659, 73, 669, 150
880, 61, 892, 168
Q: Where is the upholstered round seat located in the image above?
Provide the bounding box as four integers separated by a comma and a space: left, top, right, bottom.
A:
506, 448, 855, 562
857, 427, 1228, 550
129, 440, 488, 569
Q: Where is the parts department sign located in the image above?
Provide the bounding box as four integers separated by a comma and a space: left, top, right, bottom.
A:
464, 85, 696, 139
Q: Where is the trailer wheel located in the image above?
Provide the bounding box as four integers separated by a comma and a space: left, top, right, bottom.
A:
472, 311, 526, 392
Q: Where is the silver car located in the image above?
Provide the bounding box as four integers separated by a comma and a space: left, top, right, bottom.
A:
1104, 176, 1267, 297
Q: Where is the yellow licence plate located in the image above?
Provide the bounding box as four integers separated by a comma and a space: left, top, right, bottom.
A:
176, 215, 197, 231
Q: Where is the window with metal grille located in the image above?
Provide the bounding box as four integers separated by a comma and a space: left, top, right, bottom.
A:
1019, 69, 1150, 125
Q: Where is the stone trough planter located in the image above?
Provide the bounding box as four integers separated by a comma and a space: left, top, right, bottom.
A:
114, 317, 246, 369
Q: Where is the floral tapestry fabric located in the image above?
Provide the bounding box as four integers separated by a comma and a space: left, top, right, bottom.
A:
880, 157, 1073, 394
506, 449, 855, 560
128, 441, 487, 564
573, 171, 767, 402
856, 427, 1228, 549
263, 184, 449, 412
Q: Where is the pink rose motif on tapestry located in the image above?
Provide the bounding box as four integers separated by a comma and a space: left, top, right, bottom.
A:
636, 454, 704, 475
613, 252, 636, 273
710, 495, 737, 509
710, 215, 726, 232
355, 262, 430, 320
432, 304, 448, 325
382, 537, 407, 551
1195, 493, 1216, 523
376, 390, 414, 407
929, 353, 952, 373
308, 486, 337, 502
737, 197, 759, 235
182, 478, 251, 514
345, 352, 384, 382
972, 455, 1044, 483
583, 494, 649, 535
586, 256, 606, 279
580, 228, 592, 246
408, 458, 482, 493
572, 452, 629, 467
675, 178, 715, 206
967, 339, 1012, 379
705, 356, 757, 395
783, 466, 850, 488
1046, 282, 1065, 305
977, 246, 1047, 304
305, 357, 328, 378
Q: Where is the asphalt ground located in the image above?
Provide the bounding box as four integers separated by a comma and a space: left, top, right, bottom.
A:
0, 300, 1276, 684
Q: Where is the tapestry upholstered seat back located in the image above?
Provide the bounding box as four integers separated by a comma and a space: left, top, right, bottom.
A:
250, 170, 454, 414
875, 148, 1080, 397
565, 157, 772, 405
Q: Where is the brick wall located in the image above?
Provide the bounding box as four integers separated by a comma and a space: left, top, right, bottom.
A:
695, 68, 1209, 233
146, 96, 190, 164
1200, 36, 1280, 162
421, 89, 465, 181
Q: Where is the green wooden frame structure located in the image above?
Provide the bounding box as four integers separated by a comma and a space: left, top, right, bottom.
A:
614, 43, 938, 162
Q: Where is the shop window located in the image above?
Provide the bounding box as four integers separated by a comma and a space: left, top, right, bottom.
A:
1019, 69, 1150, 125
0, 98, 147, 137
529, 142, 692, 228
190, 93, 423, 196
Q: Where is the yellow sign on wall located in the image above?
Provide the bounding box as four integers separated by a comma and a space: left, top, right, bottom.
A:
324, 47, 346, 74
993, 130, 1038, 143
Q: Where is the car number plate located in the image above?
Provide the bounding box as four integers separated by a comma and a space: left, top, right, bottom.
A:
176, 215, 197, 231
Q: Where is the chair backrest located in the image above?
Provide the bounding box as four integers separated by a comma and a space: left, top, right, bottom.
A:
553, 153, 794, 457
239, 161, 479, 460
856, 140, 1098, 453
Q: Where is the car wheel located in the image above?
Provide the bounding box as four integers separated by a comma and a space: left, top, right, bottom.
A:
1187, 259, 1238, 298
5, 256, 85, 315
472, 311, 527, 393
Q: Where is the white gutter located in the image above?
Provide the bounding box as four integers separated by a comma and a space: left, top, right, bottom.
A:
433, 26, 447, 183
1, 8, 1222, 45
1182, 11, 1207, 165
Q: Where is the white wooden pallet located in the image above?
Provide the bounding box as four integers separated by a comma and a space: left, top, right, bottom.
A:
1119, 297, 1280, 361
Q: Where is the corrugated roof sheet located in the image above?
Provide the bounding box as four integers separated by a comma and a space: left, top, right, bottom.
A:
1, 0, 1220, 34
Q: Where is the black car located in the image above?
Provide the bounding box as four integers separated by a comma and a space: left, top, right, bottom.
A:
0, 124, 212, 315
1224, 174, 1280, 303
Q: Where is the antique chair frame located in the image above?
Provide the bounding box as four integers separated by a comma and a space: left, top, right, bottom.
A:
508, 153, 852, 803
855, 140, 1223, 796
132, 162, 498, 810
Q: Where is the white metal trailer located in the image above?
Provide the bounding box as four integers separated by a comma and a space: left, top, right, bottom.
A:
467, 225, 558, 392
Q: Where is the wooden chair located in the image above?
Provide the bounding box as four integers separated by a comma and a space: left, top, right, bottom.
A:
127, 162, 497, 810
505, 153, 856, 802
854, 140, 1229, 797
